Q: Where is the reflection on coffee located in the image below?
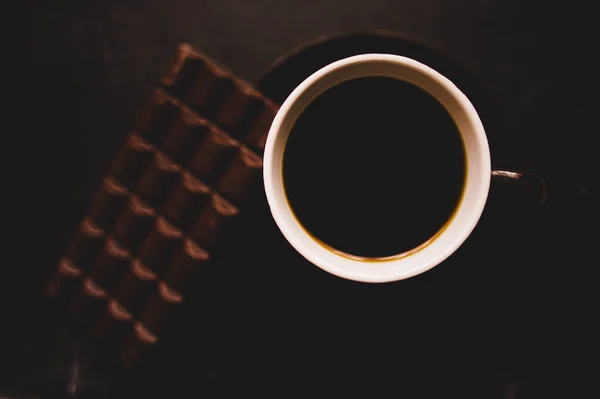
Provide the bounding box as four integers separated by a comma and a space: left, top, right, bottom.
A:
283, 76, 466, 258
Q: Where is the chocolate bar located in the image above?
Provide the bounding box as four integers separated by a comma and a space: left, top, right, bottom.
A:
215, 80, 264, 136
68, 237, 130, 323
88, 238, 130, 288
134, 89, 180, 144
46, 257, 85, 303
63, 218, 106, 269
119, 322, 159, 371
137, 217, 183, 274
187, 193, 239, 249
48, 42, 280, 372
161, 239, 210, 296
108, 133, 154, 190
92, 299, 134, 344
137, 282, 184, 337
185, 61, 231, 117
87, 177, 130, 231
47, 218, 107, 304
134, 151, 181, 208
187, 125, 238, 183
160, 44, 206, 98
159, 106, 210, 164
112, 196, 156, 253
161, 172, 212, 230
112, 259, 158, 315
68, 276, 109, 324
242, 98, 278, 153
216, 147, 263, 203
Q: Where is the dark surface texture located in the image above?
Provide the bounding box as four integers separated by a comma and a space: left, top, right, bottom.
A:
4, 0, 597, 398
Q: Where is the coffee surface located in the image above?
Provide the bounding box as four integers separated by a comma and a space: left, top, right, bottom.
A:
283, 76, 466, 258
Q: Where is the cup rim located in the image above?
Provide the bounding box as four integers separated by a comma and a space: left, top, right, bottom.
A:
263, 53, 491, 283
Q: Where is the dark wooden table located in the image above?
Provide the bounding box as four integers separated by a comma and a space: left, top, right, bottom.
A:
5, 0, 597, 397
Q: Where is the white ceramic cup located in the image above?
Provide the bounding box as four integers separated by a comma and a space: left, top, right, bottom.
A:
263, 53, 491, 283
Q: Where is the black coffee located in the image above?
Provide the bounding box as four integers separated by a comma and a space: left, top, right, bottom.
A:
283, 76, 466, 258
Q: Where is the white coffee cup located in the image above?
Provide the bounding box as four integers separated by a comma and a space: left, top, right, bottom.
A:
263, 53, 534, 283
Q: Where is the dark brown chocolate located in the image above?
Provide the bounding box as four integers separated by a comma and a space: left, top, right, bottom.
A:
187, 126, 238, 183
162, 239, 210, 295
187, 193, 239, 249
68, 277, 109, 323
46, 257, 84, 302
137, 217, 184, 274
64, 218, 106, 270
112, 196, 156, 253
108, 133, 154, 190
185, 61, 231, 115
243, 98, 278, 153
50, 43, 283, 372
161, 171, 212, 230
119, 322, 159, 371
134, 89, 180, 143
135, 151, 182, 208
68, 237, 131, 324
160, 43, 206, 98
215, 80, 264, 135
87, 177, 130, 232
160, 106, 210, 164
92, 299, 134, 344
87, 237, 132, 291
137, 282, 184, 336
112, 259, 158, 315
216, 147, 263, 204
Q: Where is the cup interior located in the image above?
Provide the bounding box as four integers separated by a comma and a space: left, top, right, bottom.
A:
263, 54, 491, 283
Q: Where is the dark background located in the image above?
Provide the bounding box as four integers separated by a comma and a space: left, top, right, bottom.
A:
5, 0, 597, 397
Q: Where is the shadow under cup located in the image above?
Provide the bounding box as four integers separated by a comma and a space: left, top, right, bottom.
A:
263, 54, 491, 283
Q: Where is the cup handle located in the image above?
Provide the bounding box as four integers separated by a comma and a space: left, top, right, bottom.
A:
489, 169, 546, 206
